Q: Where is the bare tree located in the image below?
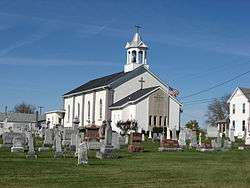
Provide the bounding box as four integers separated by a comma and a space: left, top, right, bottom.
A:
14, 102, 36, 114
205, 94, 230, 126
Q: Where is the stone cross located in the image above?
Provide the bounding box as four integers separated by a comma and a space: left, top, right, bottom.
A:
104, 123, 112, 146
138, 77, 145, 90
26, 131, 37, 159
54, 129, 63, 158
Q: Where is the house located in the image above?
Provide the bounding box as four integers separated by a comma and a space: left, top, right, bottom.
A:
45, 110, 65, 128
228, 87, 250, 140
62, 30, 182, 138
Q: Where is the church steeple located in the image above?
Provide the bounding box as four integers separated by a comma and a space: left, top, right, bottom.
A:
124, 26, 149, 73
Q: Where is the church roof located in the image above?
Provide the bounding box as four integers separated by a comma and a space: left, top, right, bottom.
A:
64, 71, 127, 96
110, 86, 160, 109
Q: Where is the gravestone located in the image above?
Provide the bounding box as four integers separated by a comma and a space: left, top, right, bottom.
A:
142, 133, 145, 141
112, 132, 120, 150
54, 129, 63, 158
70, 118, 80, 151
190, 131, 197, 148
198, 133, 202, 146
172, 129, 177, 140
11, 136, 25, 152
2, 132, 26, 147
119, 136, 126, 146
216, 133, 222, 149
223, 140, 232, 149
229, 128, 235, 142
75, 133, 81, 157
178, 129, 186, 147
128, 133, 143, 152
62, 128, 74, 146
96, 122, 116, 159
44, 128, 53, 146
26, 131, 37, 159
159, 139, 182, 152
78, 141, 88, 165
85, 125, 100, 150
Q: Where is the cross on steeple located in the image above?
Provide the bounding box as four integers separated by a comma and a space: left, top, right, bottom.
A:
135, 25, 141, 33
138, 77, 145, 90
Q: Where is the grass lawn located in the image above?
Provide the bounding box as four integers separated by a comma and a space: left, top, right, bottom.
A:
0, 141, 249, 188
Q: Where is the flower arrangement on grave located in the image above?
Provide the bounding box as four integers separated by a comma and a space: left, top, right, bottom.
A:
116, 120, 138, 136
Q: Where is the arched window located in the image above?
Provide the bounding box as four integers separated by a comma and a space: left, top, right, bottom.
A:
99, 99, 103, 119
67, 105, 70, 122
77, 103, 80, 118
132, 50, 136, 63
87, 101, 90, 120
139, 51, 143, 63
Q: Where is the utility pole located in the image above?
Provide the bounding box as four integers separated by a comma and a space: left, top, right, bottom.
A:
37, 106, 44, 115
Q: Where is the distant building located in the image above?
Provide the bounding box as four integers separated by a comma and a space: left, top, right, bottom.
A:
45, 110, 65, 128
228, 87, 250, 139
0, 112, 45, 134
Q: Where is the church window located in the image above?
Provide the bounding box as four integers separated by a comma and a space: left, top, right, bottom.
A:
232, 104, 235, 114
232, 120, 235, 129
99, 99, 103, 119
149, 116, 152, 126
153, 116, 157, 126
77, 103, 80, 118
132, 50, 136, 63
88, 101, 90, 120
139, 51, 143, 63
164, 116, 167, 126
159, 116, 162, 126
243, 120, 245, 131
67, 105, 70, 122
243, 103, 246, 114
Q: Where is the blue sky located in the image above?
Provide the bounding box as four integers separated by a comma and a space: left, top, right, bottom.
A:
0, 0, 250, 127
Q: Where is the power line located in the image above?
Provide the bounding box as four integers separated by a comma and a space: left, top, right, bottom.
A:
181, 69, 250, 99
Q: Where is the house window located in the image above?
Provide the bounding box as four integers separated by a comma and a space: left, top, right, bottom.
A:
99, 99, 103, 119
139, 51, 143, 63
232, 120, 235, 129
132, 50, 136, 63
159, 116, 162, 126
87, 101, 90, 120
164, 116, 167, 126
243, 103, 246, 114
77, 103, 80, 118
67, 105, 70, 122
243, 120, 245, 131
153, 116, 157, 126
232, 104, 235, 114
149, 115, 152, 126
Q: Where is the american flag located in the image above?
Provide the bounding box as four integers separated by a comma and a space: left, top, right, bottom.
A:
169, 87, 179, 97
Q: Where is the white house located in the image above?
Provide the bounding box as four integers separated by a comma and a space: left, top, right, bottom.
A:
228, 87, 250, 140
62, 30, 182, 138
45, 110, 65, 128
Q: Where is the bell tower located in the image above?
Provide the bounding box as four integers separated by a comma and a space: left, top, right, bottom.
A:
124, 26, 149, 73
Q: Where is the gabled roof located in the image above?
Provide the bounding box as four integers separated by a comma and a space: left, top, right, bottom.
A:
110, 86, 160, 109
0, 112, 39, 123
228, 87, 250, 103
64, 71, 127, 96
239, 87, 250, 100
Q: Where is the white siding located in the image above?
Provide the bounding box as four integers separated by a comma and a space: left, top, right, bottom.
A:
111, 110, 122, 132
229, 89, 249, 138
136, 98, 149, 132
169, 97, 180, 131
113, 71, 168, 103
95, 90, 107, 126
64, 97, 73, 127
84, 93, 94, 126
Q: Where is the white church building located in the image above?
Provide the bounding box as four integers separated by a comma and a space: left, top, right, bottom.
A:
62, 31, 182, 137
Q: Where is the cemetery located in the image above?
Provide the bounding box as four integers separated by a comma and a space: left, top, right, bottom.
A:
0, 120, 249, 188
